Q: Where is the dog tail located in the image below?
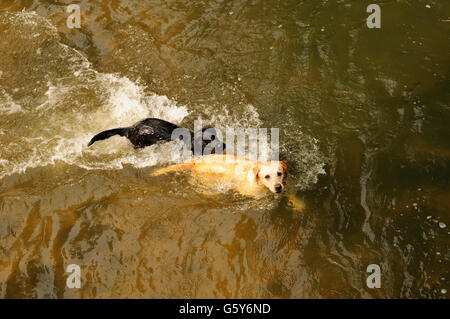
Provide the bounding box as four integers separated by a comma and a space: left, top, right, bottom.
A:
88, 128, 128, 146
150, 163, 194, 176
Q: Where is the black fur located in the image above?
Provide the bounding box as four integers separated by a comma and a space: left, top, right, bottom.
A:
87, 128, 127, 146
88, 118, 225, 154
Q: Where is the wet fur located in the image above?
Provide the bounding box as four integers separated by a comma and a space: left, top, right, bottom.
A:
88, 118, 225, 154
151, 154, 288, 197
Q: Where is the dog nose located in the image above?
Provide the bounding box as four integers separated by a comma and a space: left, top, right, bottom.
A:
275, 184, 282, 193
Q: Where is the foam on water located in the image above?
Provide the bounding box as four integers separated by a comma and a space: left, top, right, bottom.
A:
280, 108, 327, 190
0, 11, 325, 191
0, 75, 191, 177
0, 90, 23, 114
0, 11, 191, 178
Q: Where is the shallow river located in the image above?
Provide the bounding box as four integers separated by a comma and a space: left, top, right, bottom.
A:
0, 0, 449, 298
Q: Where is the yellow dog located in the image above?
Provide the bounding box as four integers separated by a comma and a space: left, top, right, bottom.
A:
151, 154, 288, 197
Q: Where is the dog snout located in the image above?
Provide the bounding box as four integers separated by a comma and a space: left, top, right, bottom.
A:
275, 184, 282, 193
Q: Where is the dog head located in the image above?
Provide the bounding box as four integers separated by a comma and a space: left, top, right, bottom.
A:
253, 161, 288, 193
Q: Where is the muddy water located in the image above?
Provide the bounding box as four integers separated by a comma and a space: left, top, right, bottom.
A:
0, 0, 449, 298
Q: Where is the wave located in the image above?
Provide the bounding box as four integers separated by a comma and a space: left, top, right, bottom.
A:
0, 11, 325, 190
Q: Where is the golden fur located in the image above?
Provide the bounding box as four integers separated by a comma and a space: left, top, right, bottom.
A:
151, 154, 288, 197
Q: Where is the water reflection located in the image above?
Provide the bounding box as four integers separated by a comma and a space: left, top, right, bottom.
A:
0, 0, 448, 298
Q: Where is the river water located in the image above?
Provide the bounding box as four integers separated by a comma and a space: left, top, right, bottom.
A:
0, 0, 448, 298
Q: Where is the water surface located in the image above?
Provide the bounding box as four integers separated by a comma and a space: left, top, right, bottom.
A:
0, 0, 449, 298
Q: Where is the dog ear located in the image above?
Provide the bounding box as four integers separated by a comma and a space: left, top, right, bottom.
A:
253, 165, 260, 178
280, 161, 288, 172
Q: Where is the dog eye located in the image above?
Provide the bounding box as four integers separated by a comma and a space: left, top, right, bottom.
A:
277, 172, 282, 176
265, 175, 270, 179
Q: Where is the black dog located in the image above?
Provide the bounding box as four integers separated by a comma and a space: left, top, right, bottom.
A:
87, 118, 225, 155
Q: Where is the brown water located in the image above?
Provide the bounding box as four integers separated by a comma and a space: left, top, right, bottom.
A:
0, 0, 449, 298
